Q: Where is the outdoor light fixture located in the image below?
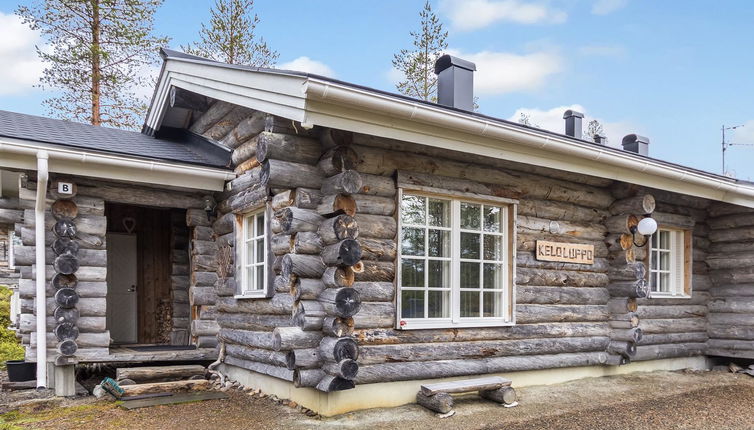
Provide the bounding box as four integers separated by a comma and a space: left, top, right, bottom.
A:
629, 216, 658, 247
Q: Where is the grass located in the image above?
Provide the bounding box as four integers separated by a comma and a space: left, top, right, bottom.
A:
0, 402, 117, 430
0, 284, 24, 369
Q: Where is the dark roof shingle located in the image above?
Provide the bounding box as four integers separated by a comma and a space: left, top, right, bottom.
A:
0, 109, 230, 169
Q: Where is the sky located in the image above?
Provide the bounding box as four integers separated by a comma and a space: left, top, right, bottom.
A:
1, 0, 754, 178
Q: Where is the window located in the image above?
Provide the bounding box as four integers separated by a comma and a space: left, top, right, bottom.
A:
649, 228, 691, 297
397, 191, 515, 329
237, 208, 267, 298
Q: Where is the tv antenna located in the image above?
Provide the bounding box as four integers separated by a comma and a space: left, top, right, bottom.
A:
721, 124, 753, 175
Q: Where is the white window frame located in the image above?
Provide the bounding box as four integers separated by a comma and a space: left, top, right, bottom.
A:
396, 188, 517, 329
648, 227, 691, 298
235, 206, 269, 299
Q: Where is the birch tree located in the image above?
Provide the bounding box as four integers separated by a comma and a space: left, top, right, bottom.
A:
183, 0, 278, 67
584, 119, 605, 141
392, 1, 448, 102
17, 0, 168, 129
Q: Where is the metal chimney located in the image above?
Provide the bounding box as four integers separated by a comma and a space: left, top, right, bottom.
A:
434, 54, 476, 111
594, 134, 608, 145
563, 110, 584, 139
622, 134, 650, 156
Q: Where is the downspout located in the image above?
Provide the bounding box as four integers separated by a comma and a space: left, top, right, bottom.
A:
35, 150, 49, 388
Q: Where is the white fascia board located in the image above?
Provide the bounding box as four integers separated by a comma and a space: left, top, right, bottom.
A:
0, 137, 234, 191
146, 59, 308, 133
302, 79, 754, 208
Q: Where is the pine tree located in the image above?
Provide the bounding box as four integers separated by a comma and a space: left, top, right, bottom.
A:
584, 119, 605, 141
17, 0, 168, 129
183, 0, 278, 67
392, 1, 448, 102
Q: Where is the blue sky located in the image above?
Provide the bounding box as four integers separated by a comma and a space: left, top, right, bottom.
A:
1, 0, 754, 178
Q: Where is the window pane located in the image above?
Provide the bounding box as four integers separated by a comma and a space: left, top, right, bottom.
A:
460, 262, 480, 289
256, 239, 265, 263
460, 291, 480, 317
483, 263, 503, 289
246, 266, 255, 291
651, 251, 658, 270
428, 290, 450, 318
461, 202, 481, 230
428, 199, 450, 227
651, 231, 658, 248
256, 213, 264, 237
483, 235, 502, 260
659, 251, 670, 271
255, 266, 264, 291
461, 233, 481, 259
428, 229, 449, 257
650, 272, 657, 291
483, 206, 502, 232
659, 231, 670, 249
246, 242, 255, 265
401, 259, 425, 288
401, 228, 425, 256
402, 290, 425, 319
659, 273, 670, 292
245, 216, 254, 240
483, 292, 503, 317
401, 195, 425, 225
428, 260, 450, 288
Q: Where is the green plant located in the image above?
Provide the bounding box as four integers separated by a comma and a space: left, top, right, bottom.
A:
0, 285, 24, 369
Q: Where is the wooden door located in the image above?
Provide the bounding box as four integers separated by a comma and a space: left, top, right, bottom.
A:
106, 233, 138, 344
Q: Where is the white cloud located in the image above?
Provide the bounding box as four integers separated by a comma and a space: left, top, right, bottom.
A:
0, 12, 45, 95
440, 0, 567, 31
591, 0, 628, 15
509, 104, 637, 146
448, 49, 563, 95
279, 56, 335, 77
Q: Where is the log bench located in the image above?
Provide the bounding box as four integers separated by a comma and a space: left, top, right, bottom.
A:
416, 376, 517, 415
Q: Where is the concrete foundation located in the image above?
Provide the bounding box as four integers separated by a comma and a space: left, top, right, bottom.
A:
52, 364, 76, 396
220, 356, 711, 417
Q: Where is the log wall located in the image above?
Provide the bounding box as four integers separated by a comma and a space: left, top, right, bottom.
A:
706, 202, 754, 359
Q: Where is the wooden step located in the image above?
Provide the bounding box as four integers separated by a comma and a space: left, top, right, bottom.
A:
116, 365, 206, 383
420, 376, 512, 396
121, 379, 210, 396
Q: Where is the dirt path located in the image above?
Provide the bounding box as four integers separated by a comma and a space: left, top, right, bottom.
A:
2, 370, 754, 429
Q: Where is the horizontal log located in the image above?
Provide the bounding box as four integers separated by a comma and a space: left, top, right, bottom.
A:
708, 297, 754, 314
609, 195, 656, 215
517, 252, 609, 273
319, 287, 362, 318
637, 332, 707, 346
318, 214, 359, 245
636, 305, 707, 319
261, 159, 323, 189
282, 254, 326, 279
516, 286, 609, 305
358, 336, 609, 365
517, 304, 608, 324
321, 239, 362, 266
191, 319, 220, 336
216, 312, 292, 331
317, 194, 356, 217
222, 111, 265, 149
293, 368, 325, 388
319, 336, 359, 362
708, 324, 754, 340
256, 132, 321, 165
707, 312, 754, 327
294, 188, 323, 209
351, 282, 394, 302
516, 268, 609, 288
218, 328, 275, 349
632, 343, 706, 361
518, 199, 608, 223
272, 326, 324, 351
277, 207, 325, 234
640, 318, 706, 334
223, 355, 293, 382
518, 216, 606, 241
293, 231, 323, 254
116, 365, 206, 383
355, 352, 609, 384
358, 173, 396, 197
316, 375, 355, 392
353, 302, 394, 328
216, 295, 293, 315
353, 261, 395, 282
225, 344, 287, 367
353, 194, 396, 216
322, 266, 355, 288
416, 391, 453, 414
355, 322, 609, 346
285, 348, 321, 370
322, 359, 359, 380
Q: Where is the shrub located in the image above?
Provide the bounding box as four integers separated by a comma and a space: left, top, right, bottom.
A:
0, 285, 24, 369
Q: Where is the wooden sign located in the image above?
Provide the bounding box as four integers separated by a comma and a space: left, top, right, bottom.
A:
536, 240, 594, 265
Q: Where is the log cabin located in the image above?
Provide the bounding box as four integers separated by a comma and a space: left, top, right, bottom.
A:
1, 48, 753, 414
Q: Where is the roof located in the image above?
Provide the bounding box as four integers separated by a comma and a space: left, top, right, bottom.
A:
148, 48, 754, 207
0, 109, 230, 169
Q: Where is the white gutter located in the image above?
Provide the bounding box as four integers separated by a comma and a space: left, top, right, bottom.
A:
302, 79, 754, 206
35, 150, 48, 388
0, 137, 235, 191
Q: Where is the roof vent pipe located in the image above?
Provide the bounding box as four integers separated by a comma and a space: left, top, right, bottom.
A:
594, 134, 608, 145
622, 134, 650, 156
563, 110, 584, 139
434, 54, 476, 111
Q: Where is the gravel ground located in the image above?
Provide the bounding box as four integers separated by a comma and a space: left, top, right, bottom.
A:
2, 369, 754, 429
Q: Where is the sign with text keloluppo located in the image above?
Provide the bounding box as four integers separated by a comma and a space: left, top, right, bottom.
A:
536, 240, 594, 265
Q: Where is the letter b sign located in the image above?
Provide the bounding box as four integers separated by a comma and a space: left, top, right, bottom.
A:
57, 182, 73, 195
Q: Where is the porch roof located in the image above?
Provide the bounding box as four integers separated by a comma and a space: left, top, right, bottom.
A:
0, 109, 230, 169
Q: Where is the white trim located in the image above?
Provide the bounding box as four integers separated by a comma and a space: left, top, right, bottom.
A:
649, 228, 690, 298
0, 136, 234, 191
236, 209, 268, 299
